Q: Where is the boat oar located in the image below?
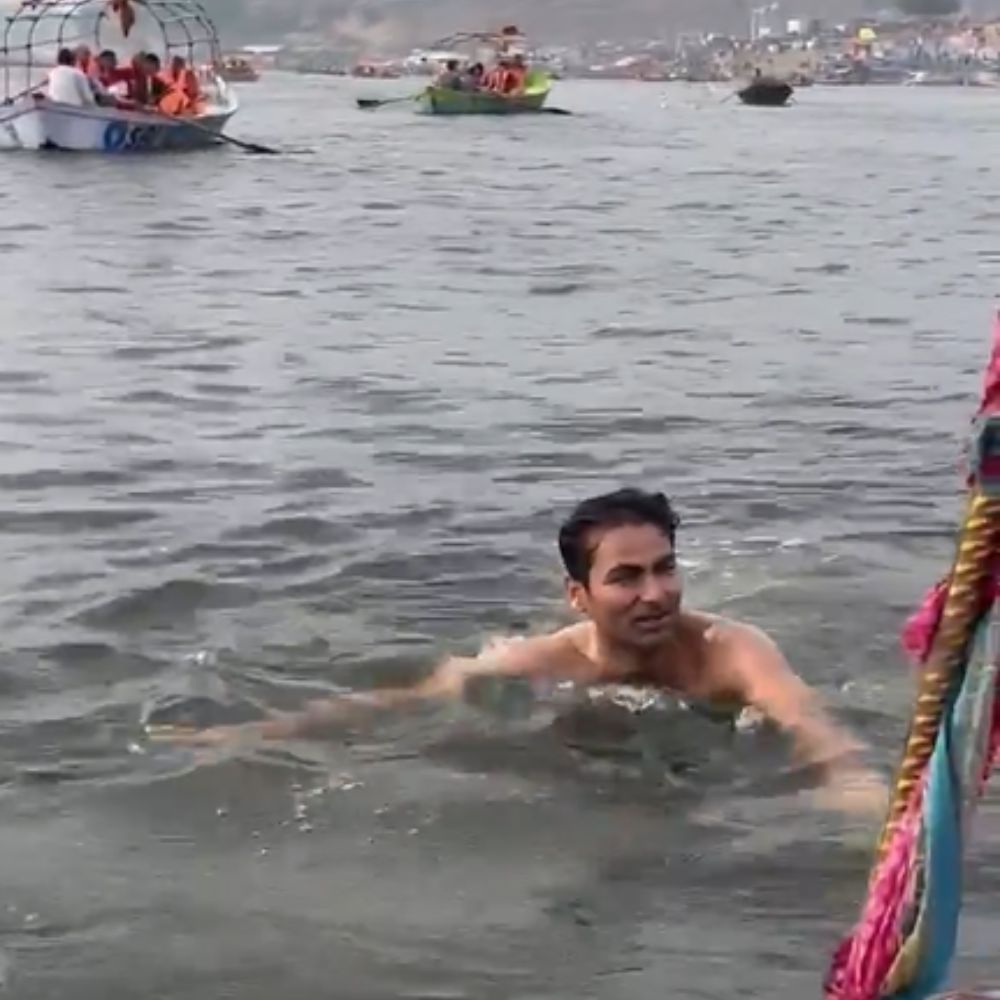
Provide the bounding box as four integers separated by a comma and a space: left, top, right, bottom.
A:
154, 108, 278, 154
356, 93, 422, 110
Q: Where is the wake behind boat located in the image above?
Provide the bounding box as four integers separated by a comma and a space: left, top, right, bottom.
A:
0, 0, 238, 152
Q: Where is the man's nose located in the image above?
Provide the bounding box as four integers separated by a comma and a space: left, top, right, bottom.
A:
639, 574, 671, 603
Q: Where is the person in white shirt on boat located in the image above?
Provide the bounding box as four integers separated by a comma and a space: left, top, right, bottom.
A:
46, 47, 97, 106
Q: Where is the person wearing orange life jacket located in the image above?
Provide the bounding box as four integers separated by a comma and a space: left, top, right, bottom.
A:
158, 54, 203, 115
483, 58, 507, 91
501, 53, 527, 95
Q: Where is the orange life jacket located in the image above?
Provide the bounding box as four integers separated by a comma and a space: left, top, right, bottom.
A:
484, 67, 505, 90
160, 67, 203, 114
158, 89, 188, 115
502, 67, 525, 93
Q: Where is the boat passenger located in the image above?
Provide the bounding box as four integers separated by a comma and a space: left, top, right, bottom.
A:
74, 44, 94, 76
159, 55, 203, 114
141, 53, 169, 105
125, 52, 148, 103
501, 52, 527, 94
461, 62, 485, 90
94, 49, 134, 98
434, 58, 463, 90
47, 46, 97, 106
483, 57, 508, 90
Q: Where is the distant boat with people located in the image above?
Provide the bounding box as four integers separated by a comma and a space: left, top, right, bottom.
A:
356, 26, 557, 116
0, 0, 239, 152
217, 55, 260, 83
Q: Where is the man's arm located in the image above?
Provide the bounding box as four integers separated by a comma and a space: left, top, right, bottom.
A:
719, 621, 888, 815
148, 631, 580, 746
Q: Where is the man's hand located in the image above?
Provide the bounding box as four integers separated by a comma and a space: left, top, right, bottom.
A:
811, 764, 890, 820
717, 620, 890, 819
141, 668, 474, 749
143, 695, 364, 748
145, 713, 293, 748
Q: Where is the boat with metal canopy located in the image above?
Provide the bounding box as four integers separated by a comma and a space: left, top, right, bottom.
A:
0, 0, 237, 151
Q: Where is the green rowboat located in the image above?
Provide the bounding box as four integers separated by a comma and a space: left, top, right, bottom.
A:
416, 69, 551, 115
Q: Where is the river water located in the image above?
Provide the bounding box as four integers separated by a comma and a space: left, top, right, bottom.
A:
0, 76, 996, 998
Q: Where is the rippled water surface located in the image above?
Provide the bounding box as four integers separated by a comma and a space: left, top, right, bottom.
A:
0, 77, 997, 998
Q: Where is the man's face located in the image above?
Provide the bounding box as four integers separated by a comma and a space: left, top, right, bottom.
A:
98, 54, 116, 73
567, 522, 682, 649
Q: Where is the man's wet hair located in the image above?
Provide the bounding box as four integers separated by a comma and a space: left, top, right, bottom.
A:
558, 488, 680, 585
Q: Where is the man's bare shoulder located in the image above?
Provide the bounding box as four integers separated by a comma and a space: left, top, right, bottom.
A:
685, 612, 784, 694
470, 623, 595, 681
693, 612, 772, 651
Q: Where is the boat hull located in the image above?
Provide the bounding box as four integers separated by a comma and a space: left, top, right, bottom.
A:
0, 96, 236, 151
417, 71, 551, 115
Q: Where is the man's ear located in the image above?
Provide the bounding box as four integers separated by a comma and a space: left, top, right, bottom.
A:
565, 576, 586, 615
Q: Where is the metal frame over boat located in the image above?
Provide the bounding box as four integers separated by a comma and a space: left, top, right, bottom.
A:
0, 0, 237, 151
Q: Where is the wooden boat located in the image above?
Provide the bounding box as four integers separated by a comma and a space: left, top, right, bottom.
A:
0, 0, 238, 152
737, 77, 794, 106
417, 68, 551, 115
411, 25, 554, 116
218, 56, 260, 83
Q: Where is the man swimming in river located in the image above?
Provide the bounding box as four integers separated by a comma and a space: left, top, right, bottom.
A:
152, 488, 887, 816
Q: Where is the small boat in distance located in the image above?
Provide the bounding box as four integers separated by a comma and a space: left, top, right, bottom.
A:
218, 55, 260, 83
0, 0, 238, 151
359, 25, 556, 116
419, 26, 552, 115
737, 72, 794, 106
418, 67, 551, 115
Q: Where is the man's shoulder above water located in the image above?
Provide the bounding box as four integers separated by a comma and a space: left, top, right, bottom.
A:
472, 610, 768, 696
